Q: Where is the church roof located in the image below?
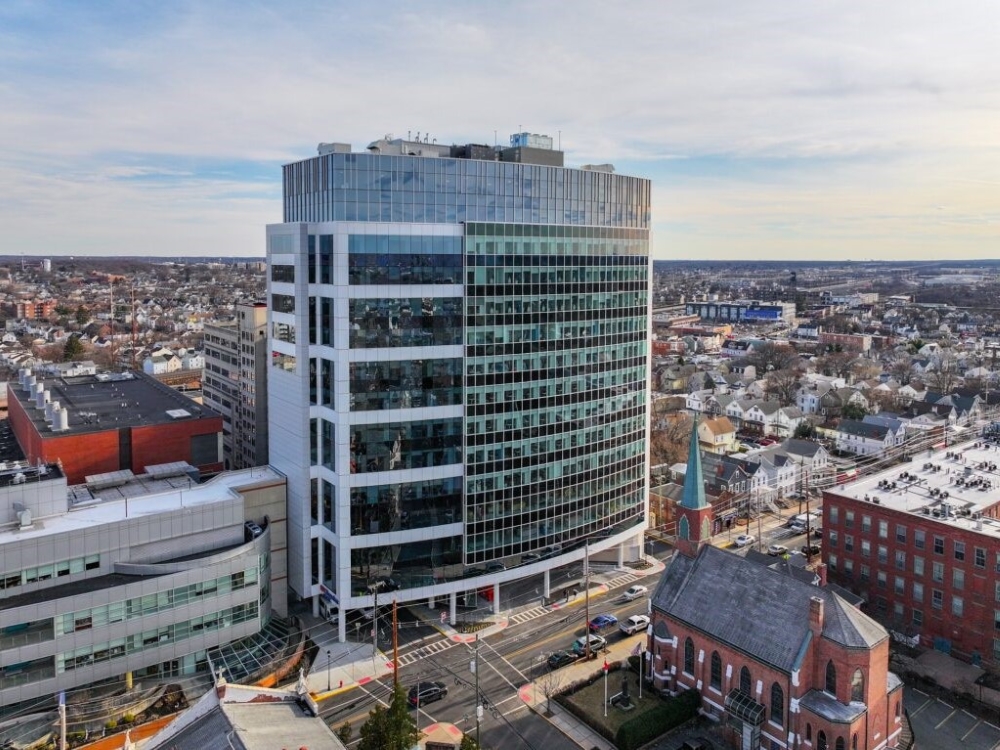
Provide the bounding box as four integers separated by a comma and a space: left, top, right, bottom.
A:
651, 545, 887, 673
680, 415, 708, 510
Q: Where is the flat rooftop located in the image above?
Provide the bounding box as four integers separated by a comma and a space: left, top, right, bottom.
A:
828, 438, 1000, 539
1, 466, 282, 545
9, 370, 218, 437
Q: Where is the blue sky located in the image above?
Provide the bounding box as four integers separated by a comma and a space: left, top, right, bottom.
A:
2, 1, 999, 260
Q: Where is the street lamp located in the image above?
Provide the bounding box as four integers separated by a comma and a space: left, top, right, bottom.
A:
326, 649, 331, 692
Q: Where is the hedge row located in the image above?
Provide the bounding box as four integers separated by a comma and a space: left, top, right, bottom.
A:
614, 688, 700, 750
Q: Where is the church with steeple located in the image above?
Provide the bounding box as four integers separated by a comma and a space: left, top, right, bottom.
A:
675, 415, 713, 558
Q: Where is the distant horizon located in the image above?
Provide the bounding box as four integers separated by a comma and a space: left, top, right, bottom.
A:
5, 255, 1000, 267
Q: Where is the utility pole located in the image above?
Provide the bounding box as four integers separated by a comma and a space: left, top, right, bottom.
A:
130, 284, 138, 371
475, 634, 482, 747
372, 584, 378, 653
109, 280, 115, 371
392, 599, 399, 687
584, 538, 592, 660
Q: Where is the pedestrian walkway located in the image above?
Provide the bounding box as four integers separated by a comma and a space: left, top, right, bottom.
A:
395, 636, 459, 667
517, 632, 648, 750
509, 605, 550, 626
305, 551, 669, 748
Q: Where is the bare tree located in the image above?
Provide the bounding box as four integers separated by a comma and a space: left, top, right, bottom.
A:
764, 368, 802, 405
747, 342, 801, 373
536, 667, 565, 716
925, 350, 960, 393
650, 413, 694, 467
887, 352, 915, 385
815, 351, 858, 379
851, 358, 883, 383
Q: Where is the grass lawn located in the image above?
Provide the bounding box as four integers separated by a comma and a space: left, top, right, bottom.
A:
558, 667, 663, 737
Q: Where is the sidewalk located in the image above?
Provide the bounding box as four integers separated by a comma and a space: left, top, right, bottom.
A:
305, 554, 670, 747
407, 557, 668, 643
301, 614, 396, 701
517, 632, 648, 750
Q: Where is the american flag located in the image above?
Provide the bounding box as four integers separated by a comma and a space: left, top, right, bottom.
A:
631, 642, 643, 657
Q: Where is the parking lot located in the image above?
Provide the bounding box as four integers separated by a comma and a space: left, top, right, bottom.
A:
905, 685, 1000, 750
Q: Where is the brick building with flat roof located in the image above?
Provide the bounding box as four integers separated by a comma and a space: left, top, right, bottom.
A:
822, 437, 1000, 665
7, 368, 223, 484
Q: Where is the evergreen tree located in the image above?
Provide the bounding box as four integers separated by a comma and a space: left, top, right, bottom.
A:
336, 720, 352, 743
63, 335, 85, 361
358, 682, 418, 750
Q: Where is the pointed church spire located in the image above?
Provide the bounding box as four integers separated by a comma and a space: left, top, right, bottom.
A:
680, 414, 708, 509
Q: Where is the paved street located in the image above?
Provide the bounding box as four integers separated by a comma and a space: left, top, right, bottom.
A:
318, 574, 654, 748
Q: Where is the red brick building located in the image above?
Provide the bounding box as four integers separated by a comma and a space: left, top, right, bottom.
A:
7, 299, 57, 320
650, 546, 903, 750
651, 424, 903, 750
7, 369, 223, 483
822, 439, 1000, 665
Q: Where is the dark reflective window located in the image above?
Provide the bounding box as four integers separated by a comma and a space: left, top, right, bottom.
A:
350, 477, 462, 535
271, 294, 295, 314
350, 358, 462, 411
349, 535, 462, 593
350, 418, 462, 473
348, 298, 462, 349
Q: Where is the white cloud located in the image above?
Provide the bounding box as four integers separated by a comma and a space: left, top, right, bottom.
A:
1, 0, 999, 257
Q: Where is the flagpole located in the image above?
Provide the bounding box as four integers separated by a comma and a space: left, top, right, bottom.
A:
639, 651, 643, 699
603, 661, 608, 717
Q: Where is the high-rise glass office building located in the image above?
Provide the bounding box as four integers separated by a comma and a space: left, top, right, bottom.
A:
267, 134, 650, 638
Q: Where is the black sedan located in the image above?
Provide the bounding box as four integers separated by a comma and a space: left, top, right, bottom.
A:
546, 650, 580, 670
408, 681, 448, 707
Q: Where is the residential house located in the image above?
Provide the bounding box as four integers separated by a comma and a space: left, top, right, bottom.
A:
698, 415, 737, 455
834, 419, 905, 457
820, 388, 870, 419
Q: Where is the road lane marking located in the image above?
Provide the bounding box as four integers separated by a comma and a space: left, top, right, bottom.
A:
935, 707, 957, 729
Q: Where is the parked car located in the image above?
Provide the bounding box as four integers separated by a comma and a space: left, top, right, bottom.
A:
787, 521, 807, 534
735, 534, 756, 548
408, 681, 448, 707
622, 584, 648, 601
801, 544, 821, 556
521, 553, 542, 564
572, 634, 607, 655
589, 613, 619, 632
547, 650, 580, 670
620, 614, 650, 635
767, 544, 788, 557
812, 527, 823, 538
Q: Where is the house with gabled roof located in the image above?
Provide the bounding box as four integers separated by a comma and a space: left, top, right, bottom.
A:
834, 419, 905, 457
698, 415, 738, 455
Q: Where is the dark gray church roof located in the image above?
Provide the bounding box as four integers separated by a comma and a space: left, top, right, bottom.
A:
652, 545, 887, 673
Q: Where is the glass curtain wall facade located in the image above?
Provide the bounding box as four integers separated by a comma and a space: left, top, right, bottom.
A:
268, 144, 650, 628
